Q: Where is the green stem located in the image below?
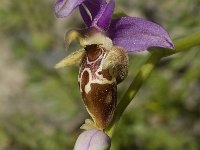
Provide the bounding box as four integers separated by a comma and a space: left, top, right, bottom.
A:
105, 31, 200, 137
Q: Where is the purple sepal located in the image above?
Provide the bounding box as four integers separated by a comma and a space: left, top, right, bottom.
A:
96, 0, 115, 30
74, 129, 111, 150
79, 0, 106, 27
108, 17, 174, 52
83, 0, 106, 19
79, 0, 115, 30
54, 0, 85, 18
79, 5, 92, 27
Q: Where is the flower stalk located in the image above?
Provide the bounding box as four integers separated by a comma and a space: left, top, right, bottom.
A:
106, 31, 200, 137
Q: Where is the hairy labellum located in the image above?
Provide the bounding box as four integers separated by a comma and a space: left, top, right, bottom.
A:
54, 30, 128, 130
78, 44, 128, 129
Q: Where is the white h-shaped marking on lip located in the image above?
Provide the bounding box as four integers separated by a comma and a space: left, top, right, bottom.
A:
79, 51, 115, 94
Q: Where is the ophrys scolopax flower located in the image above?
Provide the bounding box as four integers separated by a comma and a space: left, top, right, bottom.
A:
54, 0, 174, 130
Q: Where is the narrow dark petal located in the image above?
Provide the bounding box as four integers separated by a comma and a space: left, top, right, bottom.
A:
79, 5, 92, 27
108, 17, 174, 52
97, 0, 115, 30
54, 0, 85, 18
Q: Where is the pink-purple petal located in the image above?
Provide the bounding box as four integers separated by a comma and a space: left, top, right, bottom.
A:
108, 17, 174, 52
54, 0, 85, 18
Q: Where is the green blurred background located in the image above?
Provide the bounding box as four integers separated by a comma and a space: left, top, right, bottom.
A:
0, 0, 200, 149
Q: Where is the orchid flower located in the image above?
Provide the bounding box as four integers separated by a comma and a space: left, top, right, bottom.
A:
54, 0, 174, 149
